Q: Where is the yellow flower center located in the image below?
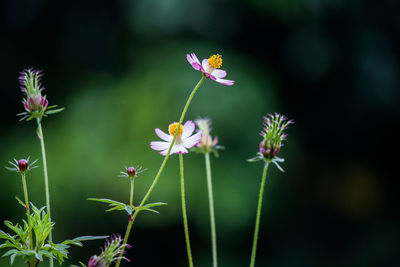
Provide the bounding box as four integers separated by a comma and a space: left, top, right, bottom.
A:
168, 122, 183, 137
208, 54, 222, 69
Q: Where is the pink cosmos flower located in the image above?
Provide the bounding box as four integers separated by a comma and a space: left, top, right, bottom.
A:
150, 121, 202, 156
186, 53, 235, 86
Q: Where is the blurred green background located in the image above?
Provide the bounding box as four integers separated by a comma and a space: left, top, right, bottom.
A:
1, 0, 399, 266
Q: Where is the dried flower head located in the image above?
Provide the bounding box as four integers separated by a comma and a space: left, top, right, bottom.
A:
192, 118, 224, 156
87, 235, 130, 267
5, 157, 38, 174
249, 113, 293, 172
17, 68, 64, 121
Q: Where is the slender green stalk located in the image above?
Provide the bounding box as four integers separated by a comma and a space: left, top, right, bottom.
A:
130, 178, 134, 207
250, 163, 269, 267
179, 154, 194, 267
21, 173, 33, 251
204, 153, 217, 267
119, 177, 135, 265
36, 118, 53, 267
21, 173, 30, 216
115, 76, 205, 267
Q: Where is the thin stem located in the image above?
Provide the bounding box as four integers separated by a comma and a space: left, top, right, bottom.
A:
21, 173, 30, 216
179, 154, 194, 267
36, 118, 53, 267
115, 75, 205, 267
249, 163, 269, 267
21, 173, 33, 251
204, 153, 217, 267
130, 178, 134, 207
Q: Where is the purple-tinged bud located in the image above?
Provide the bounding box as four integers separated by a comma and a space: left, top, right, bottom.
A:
126, 167, 136, 177
259, 140, 281, 159
18, 159, 29, 172
23, 94, 48, 112
88, 256, 106, 267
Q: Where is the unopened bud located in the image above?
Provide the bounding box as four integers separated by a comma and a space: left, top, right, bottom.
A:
18, 159, 28, 172
259, 140, 281, 159
126, 167, 136, 177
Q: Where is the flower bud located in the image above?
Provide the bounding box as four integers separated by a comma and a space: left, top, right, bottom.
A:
259, 140, 281, 159
23, 94, 48, 112
18, 159, 29, 172
126, 167, 136, 177
88, 256, 106, 267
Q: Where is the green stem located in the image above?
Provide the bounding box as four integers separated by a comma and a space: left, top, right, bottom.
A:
249, 163, 269, 267
36, 118, 53, 267
115, 75, 205, 267
21, 173, 33, 251
130, 178, 134, 207
179, 154, 194, 267
204, 153, 217, 267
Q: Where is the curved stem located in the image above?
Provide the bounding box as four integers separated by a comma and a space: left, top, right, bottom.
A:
115, 75, 205, 267
249, 163, 269, 267
204, 153, 217, 267
36, 118, 53, 267
180, 154, 194, 267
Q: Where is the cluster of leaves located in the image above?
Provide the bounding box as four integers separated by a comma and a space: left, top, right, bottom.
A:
88, 198, 167, 216
0, 203, 106, 266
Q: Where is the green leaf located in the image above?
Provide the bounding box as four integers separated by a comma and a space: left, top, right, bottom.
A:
2, 249, 19, 257
45, 107, 64, 115
143, 202, 168, 208
15, 196, 27, 209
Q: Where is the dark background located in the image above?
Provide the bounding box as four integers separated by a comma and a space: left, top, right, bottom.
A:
1, 0, 399, 266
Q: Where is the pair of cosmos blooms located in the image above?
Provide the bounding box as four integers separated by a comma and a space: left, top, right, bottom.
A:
151, 53, 234, 156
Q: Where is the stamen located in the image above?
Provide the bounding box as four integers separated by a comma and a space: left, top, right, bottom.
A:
168, 122, 183, 137
208, 54, 223, 69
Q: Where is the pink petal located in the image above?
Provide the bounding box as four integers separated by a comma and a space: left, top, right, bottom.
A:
155, 128, 173, 142
171, 144, 188, 154
202, 59, 213, 74
150, 141, 171, 151
215, 78, 235, 86
182, 120, 195, 139
182, 131, 202, 149
187, 53, 202, 71
211, 69, 227, 78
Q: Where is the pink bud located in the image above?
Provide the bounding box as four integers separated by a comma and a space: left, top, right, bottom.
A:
126, 167, 136, 177
18, 159, 28, 172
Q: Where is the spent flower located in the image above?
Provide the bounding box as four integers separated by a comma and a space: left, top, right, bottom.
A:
248, 113, 294, 172
17, 68, 64, 121
187, 53, 234, 86
150, 121, 202, 156
192, 118, 224, 156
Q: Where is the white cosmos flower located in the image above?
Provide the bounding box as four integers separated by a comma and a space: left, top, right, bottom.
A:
150, 121, 202, 156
